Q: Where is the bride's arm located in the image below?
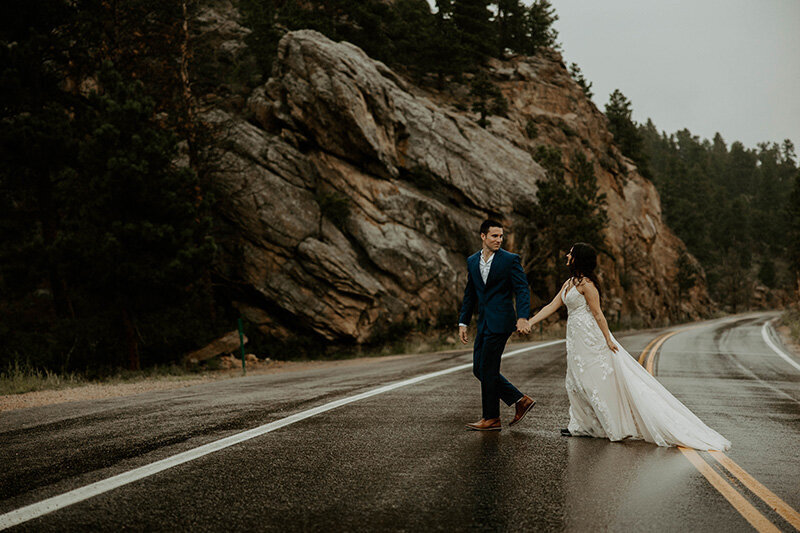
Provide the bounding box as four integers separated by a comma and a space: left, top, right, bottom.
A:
526, 283, 566, 328
580, 282, 619, 353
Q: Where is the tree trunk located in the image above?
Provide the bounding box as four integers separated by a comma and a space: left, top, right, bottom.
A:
122, 307, 140, 370
479, 110, 487, 128
204, 270, 216, 323
48, 267, 75, 319
37, 174, 75, 319
180, 0, 200, 176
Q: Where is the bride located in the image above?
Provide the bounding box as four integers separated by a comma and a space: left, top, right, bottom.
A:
525, 243, 730, 451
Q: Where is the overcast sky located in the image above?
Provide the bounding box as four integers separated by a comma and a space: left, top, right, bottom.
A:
426, 1, 800, 150
551, 0, 800, 150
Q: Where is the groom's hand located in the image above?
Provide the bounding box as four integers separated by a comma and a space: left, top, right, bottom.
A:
458, 325, 469, 344
516, 318, 530, 335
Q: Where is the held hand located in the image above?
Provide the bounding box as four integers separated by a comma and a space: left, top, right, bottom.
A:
606, 338, 619, 353
516, 318, 530, 335
459, 325, 469, 345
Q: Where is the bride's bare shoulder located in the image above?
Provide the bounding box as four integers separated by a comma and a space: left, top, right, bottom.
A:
575, 278, 596, 293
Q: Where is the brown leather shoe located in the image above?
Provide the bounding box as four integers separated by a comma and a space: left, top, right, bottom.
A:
509, 395, 535, 426
465, 418, 501, 431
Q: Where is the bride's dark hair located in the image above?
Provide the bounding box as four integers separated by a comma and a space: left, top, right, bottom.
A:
569, 242, 602, 301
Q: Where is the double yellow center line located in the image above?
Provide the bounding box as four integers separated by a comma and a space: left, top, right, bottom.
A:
638, 327, 800, 532
638, 329, 686, 373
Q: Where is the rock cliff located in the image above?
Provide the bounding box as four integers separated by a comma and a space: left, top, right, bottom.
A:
199, 11, 711, 346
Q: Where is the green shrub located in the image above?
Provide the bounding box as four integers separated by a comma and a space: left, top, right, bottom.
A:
316, 191, 351, 228
781, 309, 800, 344
525, 119, 538, 139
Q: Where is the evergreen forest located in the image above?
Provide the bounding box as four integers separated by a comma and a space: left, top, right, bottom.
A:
603, 90, 799, 310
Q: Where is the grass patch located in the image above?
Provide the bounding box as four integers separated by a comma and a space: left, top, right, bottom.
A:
780, 308, 800, 344
0, 361, 202, 396
0, 361, 85, 396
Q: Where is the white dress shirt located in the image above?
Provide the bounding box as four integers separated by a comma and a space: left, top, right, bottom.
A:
478, 250, 494, 284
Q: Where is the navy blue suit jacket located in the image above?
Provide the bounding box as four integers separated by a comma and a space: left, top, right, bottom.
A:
458, 248, 531, 335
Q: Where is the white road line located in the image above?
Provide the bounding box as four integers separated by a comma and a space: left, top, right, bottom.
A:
0, 339, 565, 530
761, 320, 800, 372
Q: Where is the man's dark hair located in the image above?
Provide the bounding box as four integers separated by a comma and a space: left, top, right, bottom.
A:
480, 219, 503, 235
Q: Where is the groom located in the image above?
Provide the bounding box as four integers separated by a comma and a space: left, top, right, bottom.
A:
458, 219, 536, 431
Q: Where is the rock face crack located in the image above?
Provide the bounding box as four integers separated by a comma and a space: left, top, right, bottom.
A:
208, 27, 711, 345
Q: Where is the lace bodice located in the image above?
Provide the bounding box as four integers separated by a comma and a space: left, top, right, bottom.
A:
563, 282, 606, 354
562, 282, 591, 316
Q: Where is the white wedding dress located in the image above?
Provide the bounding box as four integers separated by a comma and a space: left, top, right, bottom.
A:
562, 283, 731, 451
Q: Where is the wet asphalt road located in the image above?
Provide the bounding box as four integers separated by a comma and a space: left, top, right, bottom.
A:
1, 312, 798, 532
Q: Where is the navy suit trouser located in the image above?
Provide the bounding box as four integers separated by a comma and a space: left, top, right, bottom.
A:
472, 326, 523, 419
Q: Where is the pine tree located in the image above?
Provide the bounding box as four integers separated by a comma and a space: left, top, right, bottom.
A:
521, 147, 608, 298
714, 249, 753, 312
605, 89, 650, 177
525, 0, 559, 53
789, 171, 800, 295
57, 64, 216, 369
388, 0, 438, 77
496, 0, 527, 56
726, 141, 757, 196
435, 0, 454, 18
605, 89, 636, 145
1, 0, 224, 372
569, 62, 593, 100
571, 151, 607, 220
639, 120, 798, 306
240, 0, 281, 78
0, 0, 82, 363
781, 139, 796, 167
757, 258, 777, 288
453, 0, 495, 66
469, 71, 508, 127
426, 0, 467, 86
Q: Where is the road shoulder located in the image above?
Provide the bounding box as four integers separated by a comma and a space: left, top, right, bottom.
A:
0, 352, 422, 413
